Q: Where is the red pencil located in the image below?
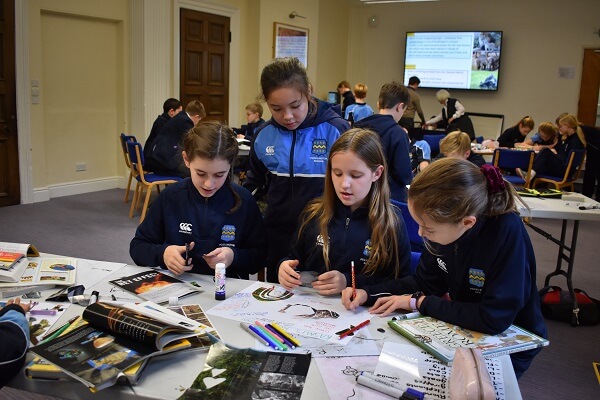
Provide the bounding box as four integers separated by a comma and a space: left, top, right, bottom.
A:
338, 319, 370, 339
351, 261, 356, 301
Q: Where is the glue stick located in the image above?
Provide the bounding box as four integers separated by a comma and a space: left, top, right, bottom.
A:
215, 263, 226, 300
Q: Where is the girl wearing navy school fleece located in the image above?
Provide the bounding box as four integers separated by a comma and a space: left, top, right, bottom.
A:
342, 158, 547, 379
278, 129, 412, 295
130, 121, 267, 280
0, 298, 31, 387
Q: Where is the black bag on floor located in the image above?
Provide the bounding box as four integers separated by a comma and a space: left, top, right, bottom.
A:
539, 286, 600, 326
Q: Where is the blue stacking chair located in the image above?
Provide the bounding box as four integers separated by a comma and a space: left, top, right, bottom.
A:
492, 148, 535, 188
119, 133, 138, 204
126, 141, 182, 223
392, 200, 424, 252
410, 251, 421, 274
422, 133, 446, 158
533, 149, 586, 192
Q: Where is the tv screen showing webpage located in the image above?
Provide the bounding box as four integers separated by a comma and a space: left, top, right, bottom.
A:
404, 31, 503, 91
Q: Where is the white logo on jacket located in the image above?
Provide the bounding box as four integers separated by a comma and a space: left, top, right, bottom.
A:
436, 258, 448, 273
179, 222, 192, 234
266, 146, 275, 155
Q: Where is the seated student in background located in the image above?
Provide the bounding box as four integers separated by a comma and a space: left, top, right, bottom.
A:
344, 83, 374, 124
435, 130, 486, 167
130, 121, 267, 280
337, 80, 356, 115
144, 98, 182, 160
423, 89, 475, 141
234, 102, 265, 142
496, 116, 535, 148
516, 113, 586, 183
146, 100, 206, 178
0, 298, 31, 387
354, 82, 413, 202
409, 130, 431, 175
516, 122, 558, 150
278, 128, 412, 295
342, 158, 547, 379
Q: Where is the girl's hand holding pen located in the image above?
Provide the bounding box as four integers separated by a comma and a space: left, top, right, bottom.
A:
278, 260, 301, 290
341, 287, 367, 312
163, 243, 194, 275
202, 247, 234, 269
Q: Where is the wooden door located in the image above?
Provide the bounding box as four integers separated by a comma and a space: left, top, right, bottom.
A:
577, 48, 600, 127
0, 0, 19, 207
180, 9, 230, 122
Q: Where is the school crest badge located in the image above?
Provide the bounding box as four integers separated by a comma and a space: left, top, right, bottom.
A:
362, 239, 372, 257
312, 139, 327, 156
468, 268, 485, 288
220, 225, 236, 242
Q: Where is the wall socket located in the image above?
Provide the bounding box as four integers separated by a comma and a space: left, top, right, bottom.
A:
75, 163, 86, 172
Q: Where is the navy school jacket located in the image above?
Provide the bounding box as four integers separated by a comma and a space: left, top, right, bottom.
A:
0, 305, 29, 387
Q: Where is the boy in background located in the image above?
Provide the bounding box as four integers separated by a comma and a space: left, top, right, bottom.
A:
235, 103, 265, 142
355, 82, 413, 202
337, 80, 356, 115
344, 83, 374, 124
436, 130, 486, 167
144, 98, 182, 159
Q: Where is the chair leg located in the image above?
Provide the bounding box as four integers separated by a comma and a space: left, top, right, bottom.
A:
140, 184, 154, 223
129, 182, 141, 218
124, 173, 133, 203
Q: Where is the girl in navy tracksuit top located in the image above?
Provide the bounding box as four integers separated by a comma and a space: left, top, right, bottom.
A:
278, 129, 412, 295
244, 57, 350, 283
343, 158, 547, 379
130, 121, 267, 279
0, 298, 31, 387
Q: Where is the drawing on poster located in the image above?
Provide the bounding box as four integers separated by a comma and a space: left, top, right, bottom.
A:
252, 286, 293, 301
279, 303, 340, 319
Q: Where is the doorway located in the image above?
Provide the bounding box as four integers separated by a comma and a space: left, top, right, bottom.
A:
0, 0, 19, 206
577, 48, 600, 127
180, 9, 230, 122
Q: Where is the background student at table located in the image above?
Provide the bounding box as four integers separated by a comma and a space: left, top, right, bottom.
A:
496, 115, 535, 148
423, 89, 475, 140
130, 121, 267, 279
354, 81, 413, 202
517, 113, 586, 183
343, 83, 374, 124
234, 102, 265, 142
244, 57, 350, 283
342, 158, 547, 379
143, 98, 182, 160
0, 298, 31, 387
278, 128, 412, 295
435, 130, 486, 167
517, 121, 558, 150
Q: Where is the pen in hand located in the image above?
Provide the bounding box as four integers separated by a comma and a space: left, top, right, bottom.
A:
185, 243, 190, 266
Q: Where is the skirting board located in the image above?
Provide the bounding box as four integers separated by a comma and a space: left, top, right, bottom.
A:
33, 176, 128, 203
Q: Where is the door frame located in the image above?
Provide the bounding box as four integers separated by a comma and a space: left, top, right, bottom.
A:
173, 0, 240, 126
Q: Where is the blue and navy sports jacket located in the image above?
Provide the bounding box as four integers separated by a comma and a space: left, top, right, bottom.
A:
355, 114, 413, 202
130, 179, 267, 279
363, 212, 547, 337
281, 201, 412, 288
244, 99, 350, 234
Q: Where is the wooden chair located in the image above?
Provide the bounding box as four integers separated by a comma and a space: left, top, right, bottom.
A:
126, 141, 182, 223
493, 148, 535, 188
119, 133, 137, 203
533, 149, 586, 192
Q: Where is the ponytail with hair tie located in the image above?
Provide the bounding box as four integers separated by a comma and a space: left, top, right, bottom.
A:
480, 164, 506, 194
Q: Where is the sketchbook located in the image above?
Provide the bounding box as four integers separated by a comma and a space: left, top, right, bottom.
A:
29, 301, 212, 391
388, 316, 549, 366
109, 270, 201, 304
0, 242, 39, 283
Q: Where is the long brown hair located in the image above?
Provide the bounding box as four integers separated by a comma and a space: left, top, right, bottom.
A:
297, 128, 401, 277
183, 121, 241, 213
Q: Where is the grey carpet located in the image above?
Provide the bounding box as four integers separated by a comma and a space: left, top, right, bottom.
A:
0, 189, 599, 399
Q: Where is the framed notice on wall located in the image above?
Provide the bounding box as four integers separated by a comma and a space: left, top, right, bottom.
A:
273, 22, 309, 68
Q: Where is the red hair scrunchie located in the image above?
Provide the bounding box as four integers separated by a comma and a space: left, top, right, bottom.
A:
480, 164, 506, 194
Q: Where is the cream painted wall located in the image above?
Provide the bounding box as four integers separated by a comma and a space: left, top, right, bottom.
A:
349, 0, 600, 138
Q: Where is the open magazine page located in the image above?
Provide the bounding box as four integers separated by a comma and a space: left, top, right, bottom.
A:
179, 341, 311, 400
109, 270, 200, 304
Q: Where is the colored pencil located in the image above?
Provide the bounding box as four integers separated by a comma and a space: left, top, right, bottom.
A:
254, 321, 287, 350
351, 261, 356, 301
270, 322, 301, 347
240, 322, 269, 346
265, 323, 295, 349
40, 316, 79, 340
252, 324, 283, 350
338, 319, 371, 339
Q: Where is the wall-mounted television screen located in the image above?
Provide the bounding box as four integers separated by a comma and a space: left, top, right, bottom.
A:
403, 31, 502, 91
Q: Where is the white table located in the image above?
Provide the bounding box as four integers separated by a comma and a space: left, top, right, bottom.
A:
519, 194, 600, 323
7, 264, 522, 399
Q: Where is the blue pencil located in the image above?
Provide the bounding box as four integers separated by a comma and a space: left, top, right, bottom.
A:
251, 324, 283, 351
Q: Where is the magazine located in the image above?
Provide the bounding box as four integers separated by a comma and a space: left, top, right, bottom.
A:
388, 316, 549, 366
109, 270, 201, 304
0, 251, 25, 270
29, 301, 211, 391
0, 257, 77, 287
178, 341, 312, 400
0, 242, 39, 283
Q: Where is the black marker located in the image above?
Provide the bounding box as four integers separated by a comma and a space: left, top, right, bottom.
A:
185, 243, 190, 266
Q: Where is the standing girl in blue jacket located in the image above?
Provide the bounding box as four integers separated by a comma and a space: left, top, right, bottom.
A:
342, 158, 547, 379
278, 128, 412, 295
130, 121, 267, 279
244, 57, 350, 282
